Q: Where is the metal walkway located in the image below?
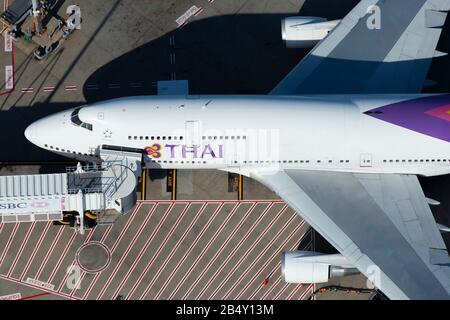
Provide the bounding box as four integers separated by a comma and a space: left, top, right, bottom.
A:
0, 149, 141, 232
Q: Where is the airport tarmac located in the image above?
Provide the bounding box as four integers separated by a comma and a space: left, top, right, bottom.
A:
0, 0, 449, 300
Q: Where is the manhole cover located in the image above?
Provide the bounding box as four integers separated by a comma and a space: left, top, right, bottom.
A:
75, 242, 111, 273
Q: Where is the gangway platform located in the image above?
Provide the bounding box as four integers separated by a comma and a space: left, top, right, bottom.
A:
0, 149, 142, 233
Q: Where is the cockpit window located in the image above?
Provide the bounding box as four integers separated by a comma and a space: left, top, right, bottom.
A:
71, 107, 93, 131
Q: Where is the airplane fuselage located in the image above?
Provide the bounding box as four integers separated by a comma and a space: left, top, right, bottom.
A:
25, 94, 450, 177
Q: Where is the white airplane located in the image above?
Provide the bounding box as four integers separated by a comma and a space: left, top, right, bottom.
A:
25, 0, 450, 299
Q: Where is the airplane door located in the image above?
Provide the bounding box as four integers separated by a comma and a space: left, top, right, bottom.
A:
185, 120, 201, 146
360, 153, 372, 167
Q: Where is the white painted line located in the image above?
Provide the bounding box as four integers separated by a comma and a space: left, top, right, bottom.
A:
19, 222, 52, 281
68, 226, 103, 296
0, 292, 21, 300
65, 85, 78, 91
176, 5, 201, 26
42, 86, 55, 92
21, 87, 33, 93
81, 203, 144, 299
111, 203, 189, 299
108, 83, 121, 89
25, 277, 55, 291
96, 204, 160, 300
257, 230, 312, 300
34, 226, 65, 280
199, 203, 286, 299
0, 223, 20, 270
47, 231, 78, 283
194, 8, 204, 16
5, 65, 13, 90
4, 29, 12, 52
6, 222, 37, 277
169, 36, 175, 47
183, 202, 260, 299
0, 274, 77, 300
223, 216, 306, 300
126, 202, 209, 300
144, 202, 226, 300
166, 202, 243, 299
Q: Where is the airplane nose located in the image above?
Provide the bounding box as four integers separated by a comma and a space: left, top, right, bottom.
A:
24, 122, 37, 145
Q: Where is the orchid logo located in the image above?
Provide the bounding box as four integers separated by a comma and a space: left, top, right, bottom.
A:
145, 144, 162, 158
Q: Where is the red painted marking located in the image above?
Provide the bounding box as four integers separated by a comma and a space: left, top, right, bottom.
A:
19, 222, 52, 281
195, 203, 286, 299
7, 222, 37, 277
96, 204, 160, 300
256, 231, 312, 300
0, 274, 78, 300
80, 203, 143, 299
225, 218, 307, 300
34, 226, 65, 280
64, 85, 78, 91
111, 203, 189, 299
126, 202, 209, 300
46, 231, 78, 283
20, 292, 51, 300
0, 17, 15, 96
165, 202, 242, 299
182, 202, 261, 299
0, 223, 20, 268
144, 202, 226, 300
67, 226, 101, 295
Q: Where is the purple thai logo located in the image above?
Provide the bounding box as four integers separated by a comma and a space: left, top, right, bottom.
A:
365, 94, 450, 143
146, 144, 224, 159
145, 144, 162, 158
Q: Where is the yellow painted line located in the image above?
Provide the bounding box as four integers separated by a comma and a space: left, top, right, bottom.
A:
171, 169, 177, 201
238, 175, 243, 201
141, 168, 147, 200
85, 212, 97, 220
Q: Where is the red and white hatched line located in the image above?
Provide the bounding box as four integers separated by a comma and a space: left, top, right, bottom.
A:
6, 222, 37, 277
0, 223, 20, 270
272, 242, 312, 300
142, 202, 226, 300
223, 216, 306, 300
64, 85, 78, 91
202, 203, 288, 299
0, 274, 78, 300
19, 222, 52, 281
79, 203, 143, 299
67, 226, 105, 296
96, 203, 160, 300
47, 231, 78, 283
166, 202, 243, 299
298, 283, 314, 300
185, 202, 266, 298
126, 202, 209, 300
256, 229, 312, 300
111, 203, 190, 299
34, 226, 65, 280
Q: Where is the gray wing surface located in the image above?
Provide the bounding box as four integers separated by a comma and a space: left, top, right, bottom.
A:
271, 0, 450, 95
252, 169, 450, 299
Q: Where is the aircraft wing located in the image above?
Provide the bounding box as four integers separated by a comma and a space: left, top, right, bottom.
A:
271, 0, 450, 95
251, 169, 450, 299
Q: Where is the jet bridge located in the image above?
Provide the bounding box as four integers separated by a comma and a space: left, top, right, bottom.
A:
0, 149, 142, 234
